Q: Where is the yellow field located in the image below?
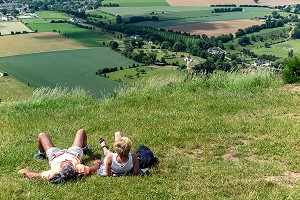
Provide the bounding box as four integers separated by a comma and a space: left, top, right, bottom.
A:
0, 21, 33, 35
0, 32, 86, 57
166, 0, 300, 6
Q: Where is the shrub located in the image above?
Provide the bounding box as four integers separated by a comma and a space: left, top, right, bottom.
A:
282, 55, 300, 83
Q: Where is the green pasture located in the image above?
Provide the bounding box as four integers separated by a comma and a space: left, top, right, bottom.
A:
99, 6, 272, 27
253, 39, 300, 59
107, 66, 180, 84
86, 10, 117, 24
36, 11, 71, 19
101, 0, 169, 7
0, 48, 139, 98
25, 22, 111, 47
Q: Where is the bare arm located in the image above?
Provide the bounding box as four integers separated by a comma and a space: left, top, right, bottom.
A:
105, 154, 113, 176
19, 168, 42, 179
132, 153, 140, 176
88, 159, 102, 174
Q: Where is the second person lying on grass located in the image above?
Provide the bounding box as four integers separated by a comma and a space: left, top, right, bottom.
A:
98, 131, 140, 176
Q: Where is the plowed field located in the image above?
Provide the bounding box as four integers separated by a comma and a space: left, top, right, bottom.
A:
163, 19, 264, 37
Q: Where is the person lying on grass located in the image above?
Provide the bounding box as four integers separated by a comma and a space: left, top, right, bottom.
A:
19, 129, 102, 182
98, 131, 140, 176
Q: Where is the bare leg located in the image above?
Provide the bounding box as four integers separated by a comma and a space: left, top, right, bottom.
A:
37, 132, 55, 153
114, 131, 123, 142
99, 138, 112, 157
72, 129, 87, 148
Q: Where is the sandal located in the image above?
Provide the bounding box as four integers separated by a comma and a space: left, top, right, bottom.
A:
99, 138, 108, 149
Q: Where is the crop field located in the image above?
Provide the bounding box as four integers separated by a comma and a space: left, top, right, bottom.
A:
24, 22, 111, 47
252, 39, 300, 59
0, 32, 86, 57
99, 6, 271, 28
0, 21, 33, 35
166, 0, 300, 6
101, 0, 169, 7
163, 19, 264, 37
0, 48, 138, 97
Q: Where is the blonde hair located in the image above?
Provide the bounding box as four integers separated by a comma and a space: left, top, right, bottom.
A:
113, 137, 132, 157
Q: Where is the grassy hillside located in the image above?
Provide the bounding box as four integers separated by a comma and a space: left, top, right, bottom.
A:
3, 70, 300, 198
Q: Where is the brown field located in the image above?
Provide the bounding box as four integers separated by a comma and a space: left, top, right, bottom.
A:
0, 32, 86, 57
166, 0, 300, 7
162, 19, 264, 37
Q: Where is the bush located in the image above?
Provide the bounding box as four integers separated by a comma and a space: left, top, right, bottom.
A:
282, 55, 300, 83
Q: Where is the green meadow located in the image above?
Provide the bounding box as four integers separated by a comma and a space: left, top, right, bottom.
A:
0, 48, 139, 98
99, 7, 272, 27
107, 66, 181, 84
101, 0, 169, 7
253, 39, 300, 59
3, 70, 300, 198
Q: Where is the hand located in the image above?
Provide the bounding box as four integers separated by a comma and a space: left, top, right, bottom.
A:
19, 168, 29, 174
93, 159, 102, 166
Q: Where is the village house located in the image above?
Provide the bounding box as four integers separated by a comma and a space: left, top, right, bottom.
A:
208, 46, 224, 55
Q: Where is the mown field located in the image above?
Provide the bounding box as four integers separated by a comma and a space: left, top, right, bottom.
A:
0, 48, 138, 98
0, 21, 33, 35
0, 32, 86, 57
99, 6, 272, 28
101, 0, 169, 7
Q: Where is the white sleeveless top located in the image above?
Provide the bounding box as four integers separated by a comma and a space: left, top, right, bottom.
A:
98, 153, 133, 176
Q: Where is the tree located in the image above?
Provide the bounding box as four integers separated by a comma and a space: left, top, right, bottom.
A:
288, 50, 294, 58
172, 42, 186, 52
161, 41, 171, 49
282, 55, 300, 83
264, 42, 271, 48
116, 15, 122, 24
238, 36, 251, 46
109, 41, 119, 50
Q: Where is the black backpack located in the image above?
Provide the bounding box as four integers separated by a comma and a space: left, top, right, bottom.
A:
136, 145, 159, 169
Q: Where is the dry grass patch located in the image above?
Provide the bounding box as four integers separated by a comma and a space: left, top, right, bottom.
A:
0, 32, 86, 57
166, 0, 300, 6
264, 171, 300, 188
176, 148, 203, 159
163, 19, 264, 37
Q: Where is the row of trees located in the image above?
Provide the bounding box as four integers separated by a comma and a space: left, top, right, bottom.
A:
212, 7, 243, 13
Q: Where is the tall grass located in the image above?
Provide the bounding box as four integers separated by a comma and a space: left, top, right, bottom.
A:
3, 69, 300, 199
